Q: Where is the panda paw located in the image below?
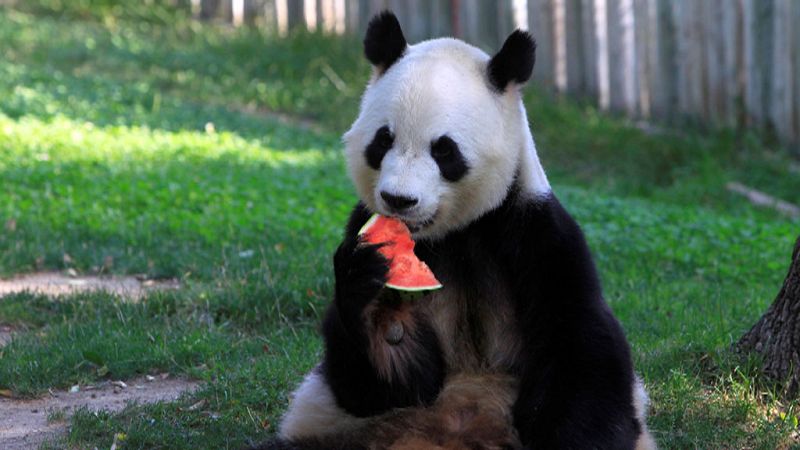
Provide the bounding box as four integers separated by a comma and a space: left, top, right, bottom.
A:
333, 236, 389, 328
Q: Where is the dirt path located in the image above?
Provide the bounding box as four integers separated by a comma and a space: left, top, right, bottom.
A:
0, 376, 200, 450
0, 272, 180, 348
0, 325, 13, 347
0, 272, 179, 300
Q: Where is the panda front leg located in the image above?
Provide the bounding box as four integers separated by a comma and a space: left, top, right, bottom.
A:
273, 224, 446, 447
323, 233, 446, 416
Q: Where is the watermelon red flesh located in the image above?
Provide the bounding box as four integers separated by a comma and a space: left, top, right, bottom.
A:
358, 215, 442, 291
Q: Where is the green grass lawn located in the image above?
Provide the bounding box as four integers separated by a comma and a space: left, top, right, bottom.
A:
1, 6, 800, 449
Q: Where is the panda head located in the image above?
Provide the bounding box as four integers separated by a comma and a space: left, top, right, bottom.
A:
344, 11, 550, 240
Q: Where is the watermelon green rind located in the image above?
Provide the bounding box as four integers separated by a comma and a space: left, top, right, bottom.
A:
357, 214, 381, 236
385, 281, 443, 291
358, 213, 443, 292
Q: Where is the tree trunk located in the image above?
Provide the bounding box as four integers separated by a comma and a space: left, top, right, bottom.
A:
737, 234, 800, 394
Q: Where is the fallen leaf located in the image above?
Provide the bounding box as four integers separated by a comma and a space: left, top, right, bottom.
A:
0, 389, 13, 398
111, 380, 128, 389
261, 419, 271, 430
110, 431, 127, 450
186, 399, 206, 411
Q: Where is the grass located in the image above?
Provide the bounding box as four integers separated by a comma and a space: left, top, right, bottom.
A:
0, 5, 799, 449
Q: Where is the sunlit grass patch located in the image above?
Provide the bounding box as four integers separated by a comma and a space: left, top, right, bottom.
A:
0, 113, 353, 279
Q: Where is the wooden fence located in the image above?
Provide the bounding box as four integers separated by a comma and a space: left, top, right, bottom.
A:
196, 0, 800, 148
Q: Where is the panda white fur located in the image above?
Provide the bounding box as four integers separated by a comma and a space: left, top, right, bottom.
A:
253, 11, 656, 450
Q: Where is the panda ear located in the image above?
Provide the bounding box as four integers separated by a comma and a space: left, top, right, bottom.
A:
364, 11, 407, 74
488, 30, 536, 92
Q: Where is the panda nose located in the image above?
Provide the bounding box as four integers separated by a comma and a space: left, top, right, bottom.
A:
380, 191, 418, 211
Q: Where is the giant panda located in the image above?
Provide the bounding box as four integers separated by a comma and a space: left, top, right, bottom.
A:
255, 11, 656, 450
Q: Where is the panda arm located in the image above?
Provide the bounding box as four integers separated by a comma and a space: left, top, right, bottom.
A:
321, 203, 446, 418
502, 196, 640, 448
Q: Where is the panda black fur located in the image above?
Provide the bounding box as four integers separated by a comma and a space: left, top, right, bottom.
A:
253, 11, 655, 450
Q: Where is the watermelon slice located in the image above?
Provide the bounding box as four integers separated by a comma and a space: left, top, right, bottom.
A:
358, 214, 443, 292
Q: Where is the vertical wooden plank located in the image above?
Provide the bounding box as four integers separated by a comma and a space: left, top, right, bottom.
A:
743, 0, 775, 128
428, 0, 451, 38
495, 0, 515, 48
606, 0, 637, 114
276, 0, 287, 33
671, 0, 687, 115
191, 0, 200, 18
564, 0, 585, 95
742, 0, 757, 125
719, 0, 741, 127
580, 0, 599, 101
232, 0, 244, 25
344, 0, 360, 35
311, 0, 321, 30
770, 0, 793, 141
358, 0, 370, 34
703, 1, 725, 123
552, 0, 567, 91
512, 0, 528, 30
219, 0, 233, 22
480, 0, 500, 49
320, 0, 335, 33
673, 0, 705, 119
459, 0, 480, 48
650, 0, 676, 120
594, 0, 610, 109
333, 0, 346, 33
457, 0, 511, 51
633, 0, 650, 117
694, 0, 709, 120
643, 0, 660, 117
262, 0, 278, 31
245, 0, 259, 25
198, 0, 220, 19
286, 0, 306, 31
238, 0, 256, 26
528, 0, 556, 89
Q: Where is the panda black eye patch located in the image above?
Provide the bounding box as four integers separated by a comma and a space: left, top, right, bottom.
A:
431, 135, 469, 182
365, 126, 394, 170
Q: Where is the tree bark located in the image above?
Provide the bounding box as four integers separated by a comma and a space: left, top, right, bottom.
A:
737, 234, 800, 395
